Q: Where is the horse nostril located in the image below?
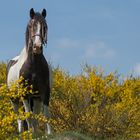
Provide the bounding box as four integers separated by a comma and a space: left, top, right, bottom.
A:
34, 43, 42, 47
33, 45, 42, 54
33, 46, 37, 50
33, 45, 38, 48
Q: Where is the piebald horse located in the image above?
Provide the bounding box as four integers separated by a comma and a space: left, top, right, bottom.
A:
7, 8, 51, 134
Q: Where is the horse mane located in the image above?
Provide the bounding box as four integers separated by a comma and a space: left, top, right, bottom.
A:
25, 12, 48, 47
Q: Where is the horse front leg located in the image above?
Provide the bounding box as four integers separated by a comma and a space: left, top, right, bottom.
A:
11, 99, 24, 133
41, 84, 51, 135
43, 104, 51, 135
32, 98, 41, 133
22, 99, 33, 131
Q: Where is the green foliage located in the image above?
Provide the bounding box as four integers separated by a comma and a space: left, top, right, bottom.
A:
46, 131, 93, 140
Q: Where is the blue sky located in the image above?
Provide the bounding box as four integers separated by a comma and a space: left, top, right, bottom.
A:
0, 0, 140, 76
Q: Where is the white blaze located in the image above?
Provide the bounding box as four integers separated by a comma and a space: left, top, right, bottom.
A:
34, 22, 41, 46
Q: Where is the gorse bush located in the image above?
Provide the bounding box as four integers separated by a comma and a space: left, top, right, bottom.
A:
0, 62, 139, 139
0, 76, 33, 140
50, 65, 140, 139
0, 62, 6, 84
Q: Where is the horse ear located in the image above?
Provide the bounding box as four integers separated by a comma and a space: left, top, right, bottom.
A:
30, 8, 35, 19
42, 9, 47, 18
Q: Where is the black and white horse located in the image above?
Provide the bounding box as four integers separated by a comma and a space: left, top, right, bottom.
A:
7, 8, 51, 134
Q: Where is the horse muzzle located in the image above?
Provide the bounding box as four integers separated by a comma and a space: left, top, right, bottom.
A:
33, 45, 42, 54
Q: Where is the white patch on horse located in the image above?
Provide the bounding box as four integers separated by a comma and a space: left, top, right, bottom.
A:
12, 55, 20, 61
43, 104, 51, 134
7, 47, 27, 86
34, 22, 41, 46
17, 119, 23, 133
46, 123, 51, 135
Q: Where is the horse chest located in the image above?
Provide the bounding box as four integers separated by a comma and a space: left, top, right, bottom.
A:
32, 72, 42, 83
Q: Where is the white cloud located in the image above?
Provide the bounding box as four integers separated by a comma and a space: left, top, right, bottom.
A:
133, 63, 140, 76
50, 38, 116, 65
85, 41, 116, 59
55, 38, 80, 49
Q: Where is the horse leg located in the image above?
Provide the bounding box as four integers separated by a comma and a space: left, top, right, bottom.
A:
43, 104, 51, 134
32, 98, 41, 133
11, 99, 24, 133
22, 99, 32, 131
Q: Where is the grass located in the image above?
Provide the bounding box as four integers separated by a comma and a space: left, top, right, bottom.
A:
46, 131, 93, 140
32, 131, 129, 140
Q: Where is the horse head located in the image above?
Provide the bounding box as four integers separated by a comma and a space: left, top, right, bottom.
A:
26, 8, 48, 55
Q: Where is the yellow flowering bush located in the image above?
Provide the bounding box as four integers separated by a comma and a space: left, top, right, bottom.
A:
0, 62, 139, 139
50, 65, 140, 139
0, 62, 6, 84
0, 78, 33, 139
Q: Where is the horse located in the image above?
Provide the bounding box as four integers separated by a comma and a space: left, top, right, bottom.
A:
6, 8, 51, 134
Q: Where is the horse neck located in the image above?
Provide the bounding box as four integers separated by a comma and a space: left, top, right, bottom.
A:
26, 43, 43, 67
